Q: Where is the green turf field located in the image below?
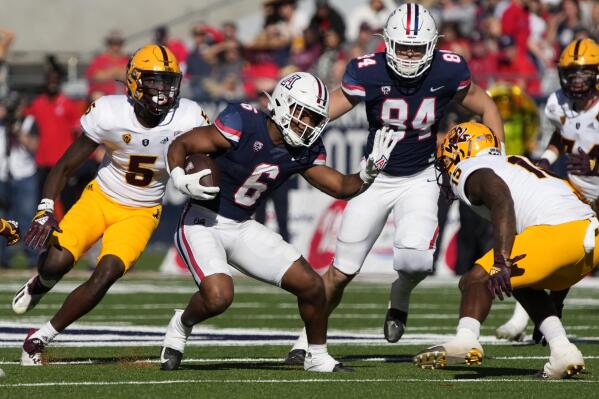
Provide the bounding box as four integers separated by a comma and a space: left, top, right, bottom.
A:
1, 253, 599, 398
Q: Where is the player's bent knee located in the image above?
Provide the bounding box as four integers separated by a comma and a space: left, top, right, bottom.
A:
459, 265, 489, 291
393, 248, 434, 276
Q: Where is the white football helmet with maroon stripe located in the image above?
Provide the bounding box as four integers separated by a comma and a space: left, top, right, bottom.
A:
383, 3, 438, 79
267, 72, 330, 148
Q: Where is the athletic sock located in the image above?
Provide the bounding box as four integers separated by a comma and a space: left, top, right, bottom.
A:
539, 316, 570, 353
389, 271, 425, 313
507, 302, 529, 329
456, 317, 481, 341
291, 327, 308, 351
31, 322, 59, 344
174, 310, 192, 337
30, 275, 57, 295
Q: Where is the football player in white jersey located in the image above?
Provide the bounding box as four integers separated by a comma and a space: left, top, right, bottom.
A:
413, 122, 597, 379
496, 38, 599, 343
13, 44, 211, 365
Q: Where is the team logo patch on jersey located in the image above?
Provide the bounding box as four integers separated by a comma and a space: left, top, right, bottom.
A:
280, 74, 301, 89
122, 133, 132, 144
381, 86, 391, 95
160, 137, 169, 144
142, 139, 150, 147
253, 140, 264, 152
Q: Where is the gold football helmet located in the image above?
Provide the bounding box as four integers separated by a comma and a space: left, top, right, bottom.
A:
558, 38, 599, 101
126, 44, 182, 115
436, 122, 501, 177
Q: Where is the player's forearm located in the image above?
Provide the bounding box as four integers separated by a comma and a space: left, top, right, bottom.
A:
482, 186, 516, 260
166, 138, 188, 173
481, 103, 504, 142
334, 174, 368, 199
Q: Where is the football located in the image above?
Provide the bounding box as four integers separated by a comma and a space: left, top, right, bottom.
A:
184, 153, 220, 187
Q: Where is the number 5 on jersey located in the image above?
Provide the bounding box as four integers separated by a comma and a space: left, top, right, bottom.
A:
126, 155, 158, 187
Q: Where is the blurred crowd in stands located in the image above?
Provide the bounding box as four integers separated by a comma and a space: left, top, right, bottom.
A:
0, 0, 595, 268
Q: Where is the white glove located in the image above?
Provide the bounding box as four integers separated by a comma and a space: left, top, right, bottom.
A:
170, 166, 220, 200
359, 126, 401, 184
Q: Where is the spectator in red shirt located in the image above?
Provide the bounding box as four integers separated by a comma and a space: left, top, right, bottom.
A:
495, 35, 541, 97
26, 69, 81, 209
468, 35, 498, 89
85, 30, 128, 97
500, 0, 531, 53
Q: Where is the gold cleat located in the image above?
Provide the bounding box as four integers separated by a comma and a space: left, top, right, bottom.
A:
414, 345, 484, 369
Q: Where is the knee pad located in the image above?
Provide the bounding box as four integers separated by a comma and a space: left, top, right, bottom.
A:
393, 248, 434, 277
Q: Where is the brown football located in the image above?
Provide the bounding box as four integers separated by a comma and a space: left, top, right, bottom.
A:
184, 153, 220, 187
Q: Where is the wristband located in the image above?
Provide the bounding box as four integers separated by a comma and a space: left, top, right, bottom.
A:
37, 198, 54, 213
541, 149, 558, 164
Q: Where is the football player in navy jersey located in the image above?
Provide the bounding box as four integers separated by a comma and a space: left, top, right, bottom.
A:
286, 2, 506, 363
160, 72, 399, 372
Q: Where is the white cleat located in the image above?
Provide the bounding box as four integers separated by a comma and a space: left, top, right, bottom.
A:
304, 352, 353, 372
414, 338, 484, 369
21, 329, 44, 366
539, 344, 585, 379
12, 276, 46, 315
495, 321, 527, 342
160, 310, 191, 371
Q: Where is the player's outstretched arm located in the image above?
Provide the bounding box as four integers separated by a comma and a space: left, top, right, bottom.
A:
456, 82, 505, 142
302, 126, 399, 199
25, 134, 98, 250
465, 168, 521, 300
166, 125, 231, 200
537, 129, 561, 169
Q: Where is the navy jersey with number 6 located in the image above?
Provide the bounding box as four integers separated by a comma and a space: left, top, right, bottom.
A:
207, 102, 327, 221
341, 50, 471, 176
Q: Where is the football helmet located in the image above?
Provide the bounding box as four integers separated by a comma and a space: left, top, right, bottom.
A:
383, 3, 438, 79
266, 72, 330, 148
126, 44, 182, 116
436, 122, 501, 177
558, 38, 599, 102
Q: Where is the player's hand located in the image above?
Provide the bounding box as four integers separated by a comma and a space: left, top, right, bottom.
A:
567, 148, 597, 176
360, 126, 401, 184
171, 166, 220, 200
0, 219, 20, 246
488, 254, 526, 300
535, 158, 551, 171
25, 210, 62, 250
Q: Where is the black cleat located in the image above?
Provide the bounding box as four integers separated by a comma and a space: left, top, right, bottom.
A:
284, 349, 306, 365
333, 363, 354, 372
384, 308, 407, 343
160, 347, 183, 371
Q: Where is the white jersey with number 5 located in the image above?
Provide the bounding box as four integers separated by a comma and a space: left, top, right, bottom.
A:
452, 155, 594, 233
545, 90, 599, 201
80, 95, 210, 207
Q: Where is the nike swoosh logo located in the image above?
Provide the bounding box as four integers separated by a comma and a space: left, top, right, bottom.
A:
430, 86, 444, 92
160, 347, 168, 363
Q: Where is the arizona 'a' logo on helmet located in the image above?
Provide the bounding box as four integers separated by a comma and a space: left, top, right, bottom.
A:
558, 38, 599, 101
436, 122, 500, 177
126, 44, 182, 116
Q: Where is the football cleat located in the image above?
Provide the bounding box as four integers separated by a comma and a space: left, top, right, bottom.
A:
12, 276, 47, 315
384, 308, 407, 343
21, 329, 44, 366
495, 321, 527, 342
413, 339, 484, 369
284, 349, 306, 365
304, 351, 353, 372
538, 344, 585, 379
160, 347, 183, 371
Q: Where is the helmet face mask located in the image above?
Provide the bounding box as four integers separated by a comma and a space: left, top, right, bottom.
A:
126, 45, 182, 117
268, 72, 330, 148
557, 38, 599, 102
383, 3, 438, 79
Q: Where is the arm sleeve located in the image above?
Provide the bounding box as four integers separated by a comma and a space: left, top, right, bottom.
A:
340, 60, 366, 100
213, 103, 244, 148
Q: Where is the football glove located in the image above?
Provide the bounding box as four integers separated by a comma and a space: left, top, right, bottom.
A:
359, 126, 401, 184
488, 253, 526, 300
170, 166, 220, 200
567, 148, 599, 176
25, 199, 62, 250
535, 158, 551, 171
0, 219, 20, 246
